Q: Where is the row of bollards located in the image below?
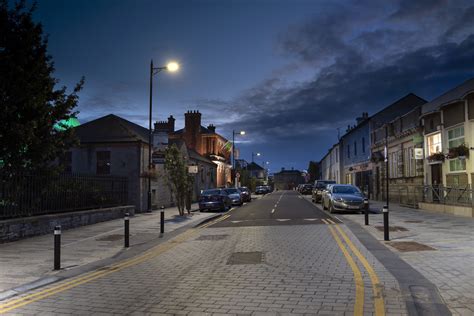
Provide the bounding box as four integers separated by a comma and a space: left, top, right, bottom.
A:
362, 199, 389, 241
53, 208, 166, 271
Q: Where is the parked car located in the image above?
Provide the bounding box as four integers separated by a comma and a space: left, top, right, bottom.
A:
265, 185, 273, 193
312, 180, 336, 202
300, 184, 313, 195
322, 184, 367, 213
225, 188, 243, 206
199, 189, 232, 212
239, 187, 252, 202
255, 186, 268, 194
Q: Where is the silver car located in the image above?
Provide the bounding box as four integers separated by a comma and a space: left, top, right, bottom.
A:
322, 184, 368, 213
225, 188, 243, 206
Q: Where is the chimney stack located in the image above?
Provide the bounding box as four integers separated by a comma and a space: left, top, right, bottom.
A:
207, 124, 216, 133
167, 115, 175, 132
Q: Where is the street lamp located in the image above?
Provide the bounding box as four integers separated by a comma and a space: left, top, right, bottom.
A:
251, 152, 261, 163
147, 59, 180, 212
232, 130, 245, 187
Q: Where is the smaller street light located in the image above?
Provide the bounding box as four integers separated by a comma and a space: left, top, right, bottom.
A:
252, 152, 261, 163
232, 130, 246, 187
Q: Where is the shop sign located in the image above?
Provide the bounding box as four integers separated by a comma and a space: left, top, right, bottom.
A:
412, 135, 424, 144
414, 148, 424, 160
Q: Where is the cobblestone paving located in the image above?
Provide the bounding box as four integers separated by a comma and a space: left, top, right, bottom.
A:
4, 223, 407, 315
342, 200, 474, 316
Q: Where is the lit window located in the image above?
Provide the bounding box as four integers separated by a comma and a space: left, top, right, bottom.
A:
427, 133, 442, 156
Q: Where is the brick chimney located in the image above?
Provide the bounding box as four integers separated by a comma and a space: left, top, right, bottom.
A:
167, 115, 175, 132
184, 110, 202, 150
207, 124, 216, 133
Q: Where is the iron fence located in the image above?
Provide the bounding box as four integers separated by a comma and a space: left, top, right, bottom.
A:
385, 184, 473, 208
0, 172, 128, 220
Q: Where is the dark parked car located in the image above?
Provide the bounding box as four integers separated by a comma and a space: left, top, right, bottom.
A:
199, 189, 232, 212
225, 188, 243, 206
255, 185, 268, 195
239, 187, 252, 202
322, 184, 368, 213
312, 180, 336, 202
300, 184, 313, 195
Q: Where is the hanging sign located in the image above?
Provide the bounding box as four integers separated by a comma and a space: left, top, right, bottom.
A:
414, 148, 424, 160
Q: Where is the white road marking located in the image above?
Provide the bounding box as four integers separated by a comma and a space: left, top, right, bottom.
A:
276, 219, 290, 222
334, 216, 342, 222
304, 218, 318, 221
271, 209, 275, 214
231, 220, 244, 223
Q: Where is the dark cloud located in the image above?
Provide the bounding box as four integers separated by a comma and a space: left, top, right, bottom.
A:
194, 0, 474, 169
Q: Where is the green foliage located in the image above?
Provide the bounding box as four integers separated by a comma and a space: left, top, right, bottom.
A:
164, 144, 193, 216
0, 1, 84, 175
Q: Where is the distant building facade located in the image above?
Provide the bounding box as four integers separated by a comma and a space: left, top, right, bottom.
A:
273, 168, 304, 190
169, 111, 232, 187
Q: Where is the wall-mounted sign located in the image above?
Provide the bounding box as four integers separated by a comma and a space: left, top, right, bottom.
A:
188, 165, 198, 174
414, 148, 424, 160
152, 151, 165, 164
412, 135, 424, 144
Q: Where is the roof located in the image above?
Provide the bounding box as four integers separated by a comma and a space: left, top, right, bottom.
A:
247, 162, 264, 170
188, 149, 215, 165
74, 114, 149, 144
274, 169, 301, 175
172, 125, 213, 135
421, 78, 474, 115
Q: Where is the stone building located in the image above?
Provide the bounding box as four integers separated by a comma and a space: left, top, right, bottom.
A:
168, 111, 232, 187
320, 143, 341, 183
273, 168, 305, 190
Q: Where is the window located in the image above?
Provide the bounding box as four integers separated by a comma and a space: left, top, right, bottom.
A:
354, 141, 357, 156
362, 137, 365, 153
427, 133, 442, 156
447, 126, 464, 149
347, 144, 350, 158
403, 147, 415, 177
335, 148, 338, 162
389, 152, 398, 178
447, 126, 466, 172
96, 151, 111, 175
449, 159, 466, 172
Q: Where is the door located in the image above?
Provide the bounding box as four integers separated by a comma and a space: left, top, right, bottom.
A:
431, 164, 442, 202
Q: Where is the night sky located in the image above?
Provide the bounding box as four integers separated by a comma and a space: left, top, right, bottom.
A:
34, 0, 474, 172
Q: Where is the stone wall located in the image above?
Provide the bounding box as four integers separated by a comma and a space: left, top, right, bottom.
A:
0, 205, 135, 243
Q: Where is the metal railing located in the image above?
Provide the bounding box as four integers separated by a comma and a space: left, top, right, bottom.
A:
381, 184, 473, 208
0, 172, 128, 220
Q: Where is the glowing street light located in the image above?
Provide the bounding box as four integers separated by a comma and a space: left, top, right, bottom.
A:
252, 152, 261, 162
232, 130, 246, 187
147, 59, 180, 212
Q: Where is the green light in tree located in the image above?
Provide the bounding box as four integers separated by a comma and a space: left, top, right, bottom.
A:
53, 117, 80, 131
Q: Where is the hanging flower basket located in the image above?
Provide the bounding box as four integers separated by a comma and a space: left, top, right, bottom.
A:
427, 152, 445, 162
448, 144, 469, 159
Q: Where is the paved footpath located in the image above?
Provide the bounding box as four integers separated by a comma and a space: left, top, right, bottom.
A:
0, 203, 220, 297
337, 200, 474, 316
0, 191, 411, 315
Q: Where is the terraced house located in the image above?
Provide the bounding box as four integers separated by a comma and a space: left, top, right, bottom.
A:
420, 78, 474, 216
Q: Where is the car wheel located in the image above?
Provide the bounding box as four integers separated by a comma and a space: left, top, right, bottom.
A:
329, 202, 334, 213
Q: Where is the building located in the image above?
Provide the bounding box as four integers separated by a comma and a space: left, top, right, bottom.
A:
169, 111, 232, 187
320, 143, 341, 183
340, 112, 371, 195
70, 114, 152, 211
247, 162, 267, 180
421, 78, 474, 188
273, 168, 305, 190
370, 105, 425, 205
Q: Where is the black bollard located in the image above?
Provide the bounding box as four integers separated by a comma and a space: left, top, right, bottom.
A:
383, 205, 389, 241
160, 206, 165, 234
54, 225, 61, 270
124, 213, 130, 248
364, 199, 369, 225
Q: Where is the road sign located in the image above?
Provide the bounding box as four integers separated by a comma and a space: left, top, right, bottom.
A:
188, 166, 198, 174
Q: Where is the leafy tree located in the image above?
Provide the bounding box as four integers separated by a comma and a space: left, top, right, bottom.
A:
0, 1, 84, 175
164, 144, 193, 216
307, 161, 320, 183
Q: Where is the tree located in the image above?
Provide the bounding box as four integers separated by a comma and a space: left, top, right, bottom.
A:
307, 161, 320, 183
0, 1, 84, 175
163, 144, 193, 216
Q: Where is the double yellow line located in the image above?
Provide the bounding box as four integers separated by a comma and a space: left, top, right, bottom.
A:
322, 219, 385, 316
0, 214, 230, 314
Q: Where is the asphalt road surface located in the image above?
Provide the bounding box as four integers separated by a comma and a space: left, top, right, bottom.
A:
211, 190, 341, 228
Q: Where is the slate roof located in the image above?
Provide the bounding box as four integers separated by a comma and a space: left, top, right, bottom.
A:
172, 126, 213, 135
421, 78, 474, 115
74, 114, 149, 144
370, 93, 427, 126
247, 162, 265, 170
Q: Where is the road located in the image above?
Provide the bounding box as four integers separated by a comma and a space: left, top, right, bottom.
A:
0, 190, 408, 315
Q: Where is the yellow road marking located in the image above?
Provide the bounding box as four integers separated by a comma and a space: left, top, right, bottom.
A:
326, 224, 365, 316
327, 218, 336, 225
0, 214, 226, 313
333, 225, 385, 316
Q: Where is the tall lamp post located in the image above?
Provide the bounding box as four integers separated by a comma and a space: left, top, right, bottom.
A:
147, 60, 180, 212
232, 130, 246, 187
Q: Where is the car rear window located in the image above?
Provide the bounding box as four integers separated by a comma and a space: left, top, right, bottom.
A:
202, 189, 221, 195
